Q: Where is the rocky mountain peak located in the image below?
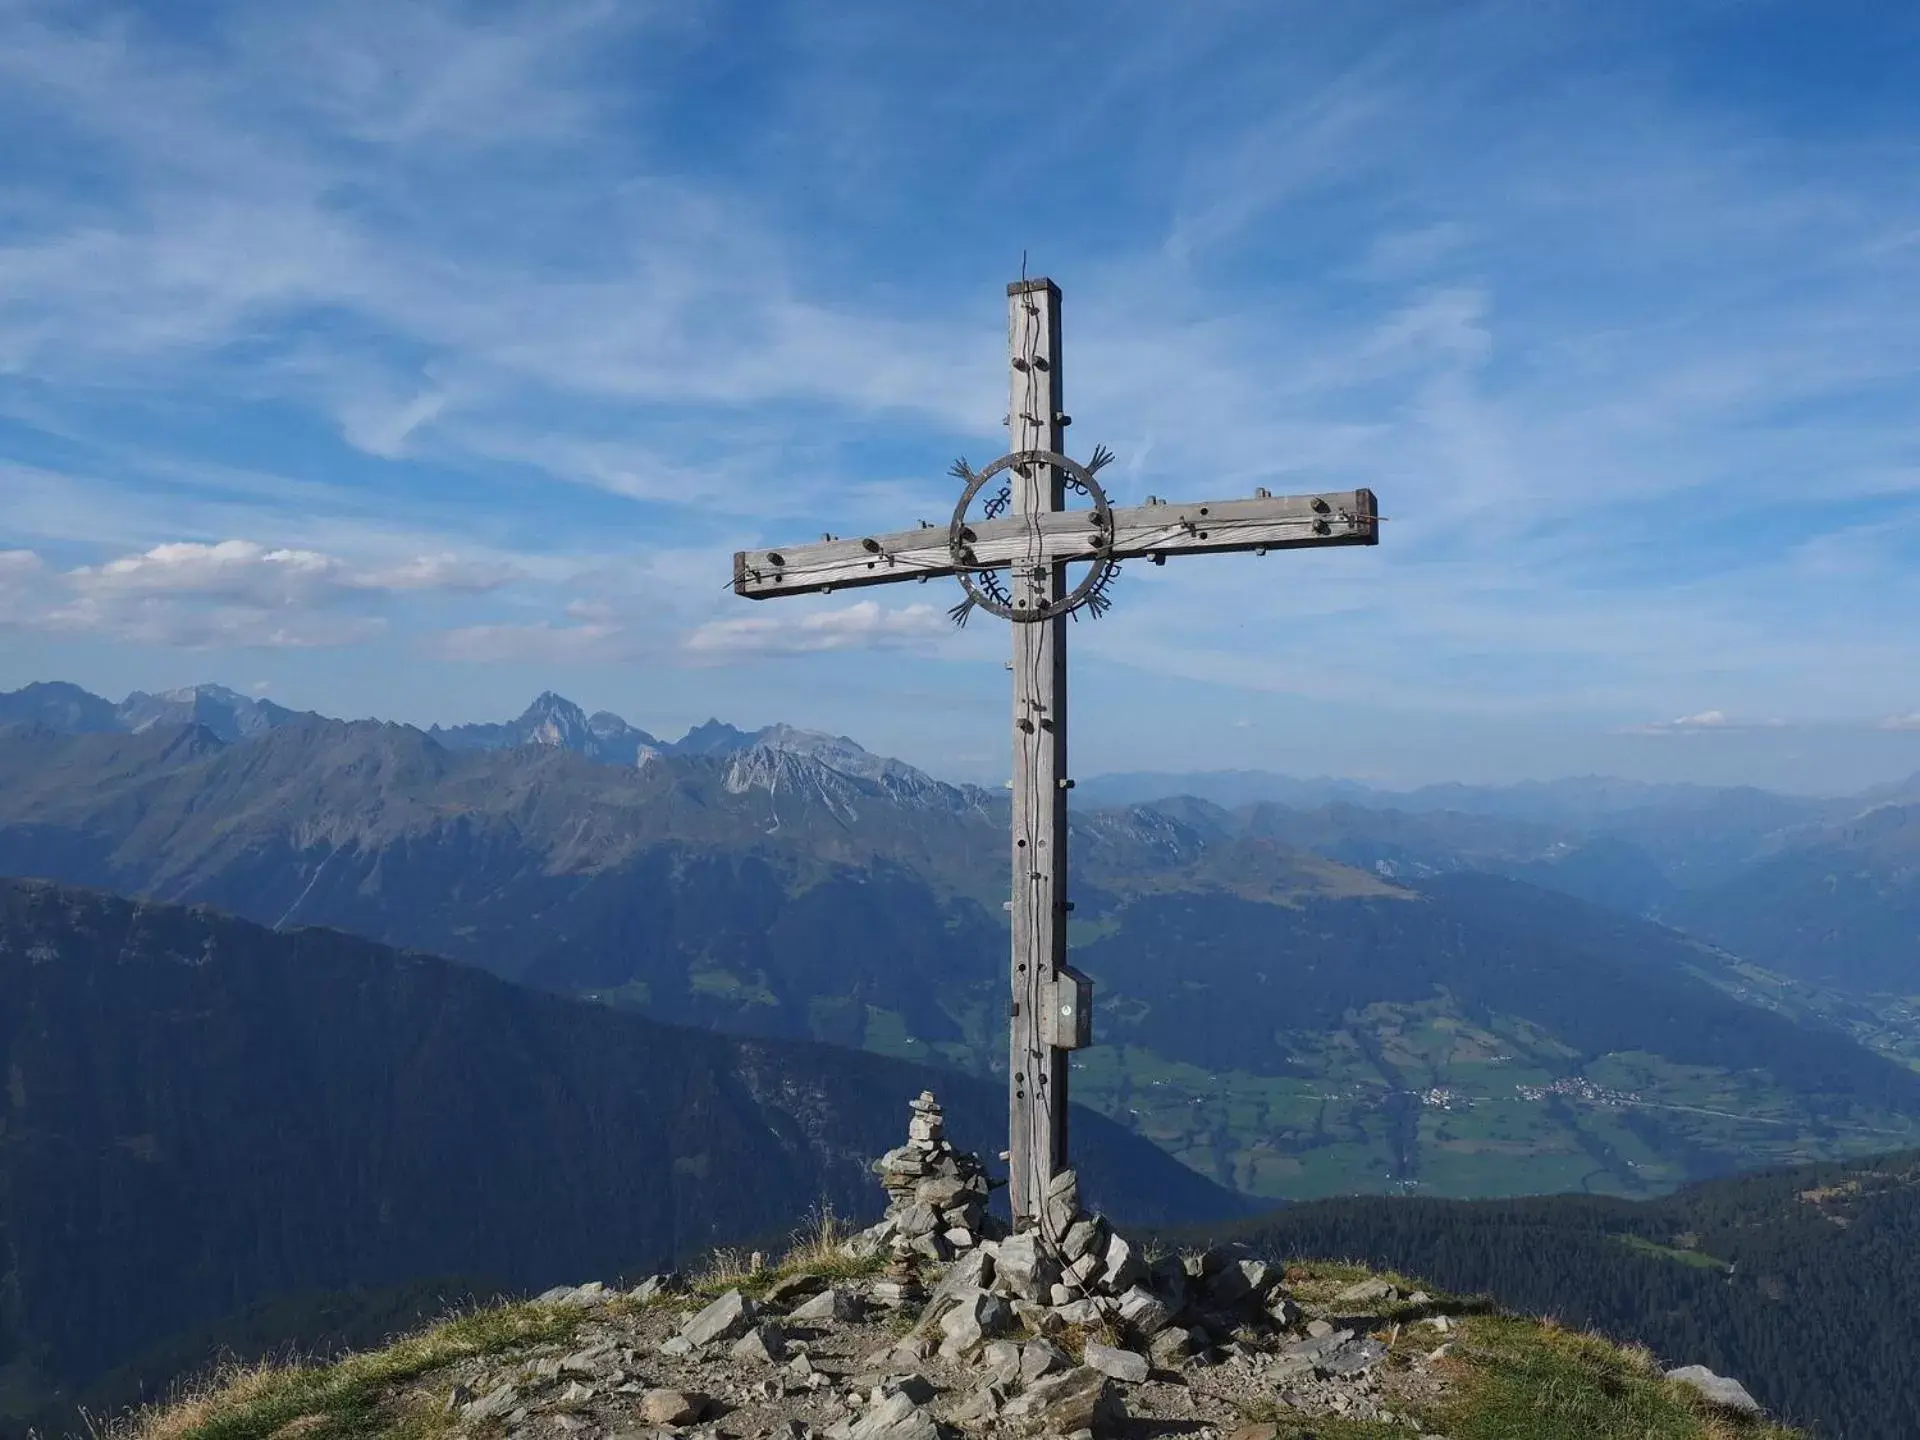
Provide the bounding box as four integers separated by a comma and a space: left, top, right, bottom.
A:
517, 691, 595, 749
117, 683, 300, 742
678, 718, 757, 756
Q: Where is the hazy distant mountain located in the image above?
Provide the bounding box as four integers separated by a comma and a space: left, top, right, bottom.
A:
429, 690, 661, 765
0, 682, 949, 797
115, 684, 307, 741
0, 681, 308, 743
0, 681, 121, 733
1073, 770, 1377, 811
1670, 801, 1920, 996
0, 877, 1237, 1430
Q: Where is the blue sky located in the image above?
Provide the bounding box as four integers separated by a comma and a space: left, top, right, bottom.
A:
3, 0, 1919, 791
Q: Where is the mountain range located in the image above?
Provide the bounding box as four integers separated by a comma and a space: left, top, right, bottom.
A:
0, 682, 955, 791
3, 681, 1918, 1205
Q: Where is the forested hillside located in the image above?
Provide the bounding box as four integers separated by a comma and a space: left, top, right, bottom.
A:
0, 878, 1236, 1437
1206, 1150, 1920, 1439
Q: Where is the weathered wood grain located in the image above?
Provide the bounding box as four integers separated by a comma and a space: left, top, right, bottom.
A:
732, 488, 1378, 598
1005, 277, 1070, 1231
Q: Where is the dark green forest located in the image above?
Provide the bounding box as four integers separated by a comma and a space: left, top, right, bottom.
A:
1201, 1150, 1920, 1440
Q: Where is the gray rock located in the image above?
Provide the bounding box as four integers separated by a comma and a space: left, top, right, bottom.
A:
792, 1287, 864, 1324
844, 1391, 943, 1440
1666, 1365, 1763, 1417
1265, 1296, 1302, 1328
1146, 1327, 1195, 1368
915, 1249, 994, 1333
628, 1273, 684, 1303
730, 1322, 788, 1363
938, 1289, 1015, 1359
916, 1175, 970, 1209
1275, 1329, 1354, 1364
1020, 1338, 1070, 1385
896, 1203, 940, 1238
461, 1383, 519, 1421
682, 1288, 758, 1347
1061, 1252, 1102, 1290
874, 1374, 936, 1405
1082, 1342, 1150, 1384
1318, 1336, 1388, 1376
1100, 1232, 1146, 1292
1045, 1194, 1078, 1237
1333, 1277, 1397, 1307
1001, 1367, 1122, 1436
1062, 1218, 1104, 1262
1115, 1285, 1172, 1337
992, 1233, 1053, 1302
1051, 1298, 1104, 1325
764, 1271, 829, 1306
657, 1334, 694, 1356
947, 1384, 1005, 1426
639, 1388, 708, 1426
981, 1339, 1024, 1390
557, 1380, 597, 1405
1203, 1262, 1255, 1309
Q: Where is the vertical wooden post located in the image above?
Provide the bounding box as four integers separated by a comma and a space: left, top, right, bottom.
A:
1006, 277, 1068, 1231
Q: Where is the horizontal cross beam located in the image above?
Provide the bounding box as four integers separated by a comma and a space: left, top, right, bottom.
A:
734, 488, 1377, 599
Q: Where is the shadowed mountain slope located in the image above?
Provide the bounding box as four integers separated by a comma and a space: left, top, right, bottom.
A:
0, 878, 1240, 1428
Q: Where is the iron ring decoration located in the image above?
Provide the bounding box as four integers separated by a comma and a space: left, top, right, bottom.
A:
948, 449, 1116, 623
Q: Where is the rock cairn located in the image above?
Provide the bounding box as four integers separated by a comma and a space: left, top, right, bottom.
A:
857, 1093, 1004, 1302
452, 1095, 1774, 1440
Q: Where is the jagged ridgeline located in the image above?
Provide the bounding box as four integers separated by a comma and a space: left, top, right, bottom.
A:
0, 879, 1238, 1437
101, 1093, 1797, 1440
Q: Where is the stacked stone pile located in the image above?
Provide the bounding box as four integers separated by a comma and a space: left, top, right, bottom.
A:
855, 1092, 1004, 1273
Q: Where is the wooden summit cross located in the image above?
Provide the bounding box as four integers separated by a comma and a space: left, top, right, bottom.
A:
732, 277, 1379, 1231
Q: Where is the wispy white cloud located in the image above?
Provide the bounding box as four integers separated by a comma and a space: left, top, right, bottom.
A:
1619, 711, 1791, 736
0, 539, 513, 649
683, 600, 950, 661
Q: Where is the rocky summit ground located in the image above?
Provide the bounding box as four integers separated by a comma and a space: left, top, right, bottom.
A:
118, 1095, 1801, 1440
121, 1239, 1801, 1440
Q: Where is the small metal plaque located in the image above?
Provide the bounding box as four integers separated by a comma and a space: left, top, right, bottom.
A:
1043, 966, 1094, 1050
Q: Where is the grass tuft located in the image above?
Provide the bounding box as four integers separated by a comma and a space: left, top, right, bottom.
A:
1438, 1316, 1800, 1440
679, 1203, 886, 1303
116, 1302, 586, 1440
